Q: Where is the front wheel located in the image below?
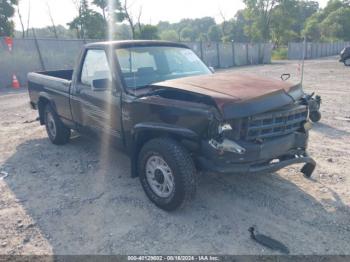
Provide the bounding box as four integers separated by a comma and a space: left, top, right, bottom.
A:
138, 138, 197, 211
44, 104, 71, 145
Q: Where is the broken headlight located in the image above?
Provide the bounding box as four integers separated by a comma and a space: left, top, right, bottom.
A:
209, 138, 246, 154
208, 122, 246, 154
218, 123, 233, 134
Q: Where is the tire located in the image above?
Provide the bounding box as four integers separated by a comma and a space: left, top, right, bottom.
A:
138, 138, 197, 211
44, 104, 71, 145
344, 58, 350, 66
310, 110, 321, 123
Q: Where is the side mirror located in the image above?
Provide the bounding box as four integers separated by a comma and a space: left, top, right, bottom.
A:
91, 78, 111, 91
209, 66, 215, 73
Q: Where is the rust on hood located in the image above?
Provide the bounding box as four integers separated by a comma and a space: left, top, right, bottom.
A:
153, 72, 298, 109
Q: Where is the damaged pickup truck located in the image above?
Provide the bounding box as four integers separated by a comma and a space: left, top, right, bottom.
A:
28, 41, 316, 211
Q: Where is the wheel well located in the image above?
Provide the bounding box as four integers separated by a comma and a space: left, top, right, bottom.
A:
135, 130, 198, 153
38, 97, 50, 125
130, 129, 199, 178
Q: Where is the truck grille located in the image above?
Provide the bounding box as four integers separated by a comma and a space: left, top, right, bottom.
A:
241, 105, 308, 141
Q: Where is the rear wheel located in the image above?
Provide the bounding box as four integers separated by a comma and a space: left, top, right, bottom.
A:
138, 138, 197, 211
344, 58, 350, 66
44, 104, 70, 145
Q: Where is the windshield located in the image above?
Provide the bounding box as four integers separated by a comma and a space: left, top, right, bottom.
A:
115, 46, 211, 89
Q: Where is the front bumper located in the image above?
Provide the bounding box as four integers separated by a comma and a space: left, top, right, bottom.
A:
197, 132, 316, 176
198, 153, 315, 176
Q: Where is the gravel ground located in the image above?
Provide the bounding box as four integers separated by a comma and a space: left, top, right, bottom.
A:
0, 57, 349, 255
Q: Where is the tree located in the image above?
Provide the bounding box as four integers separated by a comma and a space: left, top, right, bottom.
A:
231, 10, 250, 42
208, 25, 222, 42
221, 10, 252, 42
0, 0, 18, 36
157, 21, 171, 32
68, 0, 106, 39
160, 30, 178, 41
92, 0, 121, 22
114, 23, 132, 39
302, 13, 322, 41
173, 19, 191, 41
302, 0, 350, 41
84, 12, 105, 39
136, 24, 159, 40
320, 7, 350, 41
219, 9, 230, 39
192, 17, 216, 37
162, 17, 216, 42
114, 0, 143, 39
92, 0, 108, 21
292, 0, 319, 35
239, 0, 319, 44
68, 0, 89, 38
270, 0, 299, 45
243, 0, 280, 41
322, 0, 348, 19
180, 27, 196, 41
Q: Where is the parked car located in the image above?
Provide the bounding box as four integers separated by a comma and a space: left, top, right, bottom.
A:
340, 46, 350, 66
27, 41, 316, 211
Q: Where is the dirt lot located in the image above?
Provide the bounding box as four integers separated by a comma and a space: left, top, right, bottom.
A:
0, 58, 349, 255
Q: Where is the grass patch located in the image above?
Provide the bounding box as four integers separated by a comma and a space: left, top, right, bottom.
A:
272, 47, 288, 60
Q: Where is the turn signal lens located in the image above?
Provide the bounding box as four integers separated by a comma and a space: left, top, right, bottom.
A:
304, 121, 313, 131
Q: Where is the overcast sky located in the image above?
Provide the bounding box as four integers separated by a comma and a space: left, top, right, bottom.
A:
14, 0, 329, 30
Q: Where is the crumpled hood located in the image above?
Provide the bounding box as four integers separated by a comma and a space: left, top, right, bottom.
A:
153, 72, 304, 118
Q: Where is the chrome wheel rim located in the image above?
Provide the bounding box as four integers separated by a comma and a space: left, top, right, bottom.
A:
145, 155, 174, 198
46, 112, 56, 138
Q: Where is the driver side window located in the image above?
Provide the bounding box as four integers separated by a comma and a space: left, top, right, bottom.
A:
81, 49, 111, 87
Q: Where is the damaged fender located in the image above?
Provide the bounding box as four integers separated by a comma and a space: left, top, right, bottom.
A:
130, 122, 201, 177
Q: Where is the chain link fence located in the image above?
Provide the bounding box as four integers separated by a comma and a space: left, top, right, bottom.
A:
288, 41, 350, 60
0, 37, 272, 88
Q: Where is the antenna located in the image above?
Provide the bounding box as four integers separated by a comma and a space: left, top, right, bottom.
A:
300, 37, 306, 87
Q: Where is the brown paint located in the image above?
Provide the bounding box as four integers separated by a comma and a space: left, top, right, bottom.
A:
154, 72, 296, 110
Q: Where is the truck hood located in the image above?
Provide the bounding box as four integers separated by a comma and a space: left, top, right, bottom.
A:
152, 72, 304, 119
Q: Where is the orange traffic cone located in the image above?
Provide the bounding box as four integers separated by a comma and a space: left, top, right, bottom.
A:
12, 74, 20, 89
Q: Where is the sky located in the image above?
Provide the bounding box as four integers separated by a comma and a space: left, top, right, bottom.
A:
14, 0, 329, 31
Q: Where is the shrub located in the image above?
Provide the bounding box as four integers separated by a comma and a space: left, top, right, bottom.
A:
272, 47, 288, 60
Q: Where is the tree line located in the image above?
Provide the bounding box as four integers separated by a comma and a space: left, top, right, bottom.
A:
1, 0, 350, 45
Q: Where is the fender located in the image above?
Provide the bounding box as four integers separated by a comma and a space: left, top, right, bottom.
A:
134, 122, 199, 139
37, 92, 57, 125
130, 122, 200, 177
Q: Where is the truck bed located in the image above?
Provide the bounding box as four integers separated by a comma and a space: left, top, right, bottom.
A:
28, 69, 73, 85
28, 69, 74, 123
38, 69, 73, 80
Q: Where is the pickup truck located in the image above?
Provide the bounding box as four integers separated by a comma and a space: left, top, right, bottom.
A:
28, 40, 316, 211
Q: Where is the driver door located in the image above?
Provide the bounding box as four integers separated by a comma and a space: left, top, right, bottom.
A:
72, 49, 123, 144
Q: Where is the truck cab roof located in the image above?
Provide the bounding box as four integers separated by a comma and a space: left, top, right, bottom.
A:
85, 40, 190, 50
